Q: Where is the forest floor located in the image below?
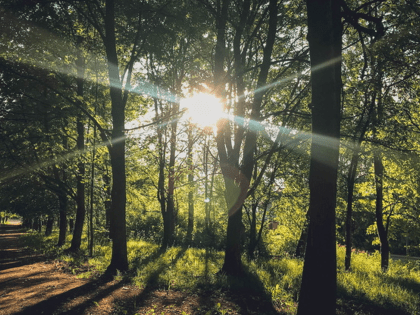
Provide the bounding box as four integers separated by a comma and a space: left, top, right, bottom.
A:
0, 224, 280, 315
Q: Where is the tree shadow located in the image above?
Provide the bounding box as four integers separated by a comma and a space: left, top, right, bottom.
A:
337, 280, 413, 315
109, 246, 188, 314
13, 273, 128, 315
15, 246, 186, 315
336, 260, 420, 314
0, 225, 46, 272
0, 224, 130, 315
382, 273, 420, 294
195, 262, 281, 315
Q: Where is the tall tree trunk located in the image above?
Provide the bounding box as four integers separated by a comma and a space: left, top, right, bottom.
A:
104, 0, 128, 273
345, 149, 359, 270
156, 100, 167, 246
204, 135, 210, 232
218, 0, 277, 275
89, 128, 96, 257
374, 151, 389, 271
344, 96, 375, 270
162, 102, 178, 249
297, 0, 342, 314
70, 35, 86, 252
186, 125, 194, 243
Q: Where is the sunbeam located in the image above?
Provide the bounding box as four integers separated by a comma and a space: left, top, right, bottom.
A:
0, 135, 125, 185
1, 6, 345, 183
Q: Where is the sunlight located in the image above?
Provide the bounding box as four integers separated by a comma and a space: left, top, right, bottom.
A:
0, 136, 123, 184
180, 93, 224, 127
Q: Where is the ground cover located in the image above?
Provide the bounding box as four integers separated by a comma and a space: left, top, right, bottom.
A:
1, 225, 420, 314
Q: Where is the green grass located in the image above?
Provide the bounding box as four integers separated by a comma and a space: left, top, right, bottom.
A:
336, 246, 420, 314
20, 230, 420, 315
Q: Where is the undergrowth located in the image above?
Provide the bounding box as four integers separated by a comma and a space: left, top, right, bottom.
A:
20, 230, 420, 315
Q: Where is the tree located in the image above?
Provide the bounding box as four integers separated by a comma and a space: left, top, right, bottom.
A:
210, 0, 289, 275
297, 0, 342, 314
69, 35, 86, 253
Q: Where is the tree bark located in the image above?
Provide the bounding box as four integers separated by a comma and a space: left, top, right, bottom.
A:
70, 35, 86, 253
103, 173, 112, 237
297, 0, 342, 314
248, 203, 257, 259
104, 0, 128, 273
45, 216, 54, 236
186, 125, 194, 243
218, 0, 277, 275
374, 151, 389, 271
161, 102, 178, 249
57, 192, 67, 247
345, 149, 359, 270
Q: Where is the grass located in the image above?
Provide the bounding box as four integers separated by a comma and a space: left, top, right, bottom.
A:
20, 230, 420, 314
336, 246, 420, 314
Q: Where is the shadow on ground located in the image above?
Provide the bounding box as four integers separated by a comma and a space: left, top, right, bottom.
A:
1, 225, 282, 314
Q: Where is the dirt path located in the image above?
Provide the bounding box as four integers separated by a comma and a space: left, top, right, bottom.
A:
0, 225, 279, 315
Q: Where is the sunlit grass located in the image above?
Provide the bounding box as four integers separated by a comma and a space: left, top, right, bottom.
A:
337, 245, 420, 314
20, 231, 420, 314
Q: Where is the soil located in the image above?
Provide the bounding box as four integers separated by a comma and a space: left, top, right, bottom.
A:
0, 224, 280, 315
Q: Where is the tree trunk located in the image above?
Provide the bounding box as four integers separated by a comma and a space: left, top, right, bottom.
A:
345, 149, 359, 270
204, 135, 211, 236
186, 125, 194, 243
103, 173, 112, 237
222, 207, 244, 275
247, 203, 257, 259
374, 151, 389, 271
162, 102, 178, 249
38, 217, 42, 233
218, 0, 277, 275
57, 192, 68, 247
70, 36, 86, 252
33, 217, 39, 232
297, 0, 342, 314
45, 216, 54, 236
344, 95, 375, 270
104, 0, 128, 273
69, 219, 74, 233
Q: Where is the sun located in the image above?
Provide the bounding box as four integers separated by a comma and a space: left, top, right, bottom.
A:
180, 92, 224, 127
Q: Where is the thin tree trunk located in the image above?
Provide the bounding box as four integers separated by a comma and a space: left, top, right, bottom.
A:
374, 151, 389, 271
297, 0, 342, 313
186, 125, 194, 243
103, 173, 112, 236
247, 203, 257, 259
57, 192, 68, 247
33, 218, 39, 232
69, 219, 74, 233
156, 100, 167, 246
162, 102, 178, 249
345, 149, 359, 270
89, 127, 96, 257
70, 35, 86, 252
204, 136, 210, 231
45, 216, 54, 236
